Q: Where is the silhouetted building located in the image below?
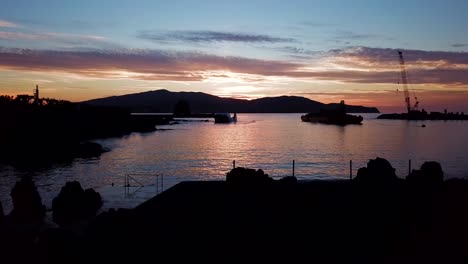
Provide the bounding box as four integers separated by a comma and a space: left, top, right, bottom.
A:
33, 84, 40, 105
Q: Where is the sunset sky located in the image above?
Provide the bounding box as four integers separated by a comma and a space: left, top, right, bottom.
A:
1, 0, 467, 112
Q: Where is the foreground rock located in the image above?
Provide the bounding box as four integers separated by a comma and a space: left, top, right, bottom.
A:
9, 176, 46, 223
75, 141, 107, 158
52, 181, 102, 226
407, 161, 444, 185
0, 200, 3, 223
354, 157, 398, 183
226, 167, 298, 189
226, 167, 274, 187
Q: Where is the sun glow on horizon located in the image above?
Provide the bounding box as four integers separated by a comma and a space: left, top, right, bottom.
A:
1, 1, 467, 111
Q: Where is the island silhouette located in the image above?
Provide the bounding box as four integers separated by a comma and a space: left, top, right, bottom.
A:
83, 89, 380, 114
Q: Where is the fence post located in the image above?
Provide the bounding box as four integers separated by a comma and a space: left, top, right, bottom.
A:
156, 175, 158, 192
233, 160, 236, 169
409, 159, 412, 175
350, 160, 352, 180
292, 160, 295, 177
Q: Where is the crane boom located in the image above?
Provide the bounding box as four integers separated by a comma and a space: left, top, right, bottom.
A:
398, 51, 411, 113
397, 51, 419, 113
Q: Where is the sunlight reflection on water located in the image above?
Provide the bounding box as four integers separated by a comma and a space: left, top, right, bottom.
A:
1, 113, 468, 211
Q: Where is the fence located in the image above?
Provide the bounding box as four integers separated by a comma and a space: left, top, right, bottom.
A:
124, 173, 164, 196
230, 159, 416, 180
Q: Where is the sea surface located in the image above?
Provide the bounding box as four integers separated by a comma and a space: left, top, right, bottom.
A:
1, 113, 468, 212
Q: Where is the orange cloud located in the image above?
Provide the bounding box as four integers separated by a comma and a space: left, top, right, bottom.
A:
0, 19, 19, 28
0, 46, 468, 86
0, 47, 301, 81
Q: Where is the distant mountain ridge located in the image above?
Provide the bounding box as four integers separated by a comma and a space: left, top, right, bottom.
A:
83, 89, 380, 113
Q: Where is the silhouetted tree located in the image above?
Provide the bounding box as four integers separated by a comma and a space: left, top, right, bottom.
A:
173, 100, 191, 117
354, 157, 397, 183
52, 181, 102, 226
226, 167, 274, 187
407, 161, 444, 185
10, 176, 46, 222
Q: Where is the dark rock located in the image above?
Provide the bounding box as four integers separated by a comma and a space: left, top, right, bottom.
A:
420, 161, 444, 182
36, 228, 80, 263
407, 161, 444, 185
0, 200, 4, 228
356, 167, 368, 179
9, 176, 46, 222
76, 141, 106, 158
84, 208, 131, 242
52, 181, 102, 226
278, 176, 297, 185
407, 169, 423, 182
130, 115, 158, 132
226, 167, 274, 187
83, 188, 103, 214
354, 157, 397, 183
0, 200, 3, 221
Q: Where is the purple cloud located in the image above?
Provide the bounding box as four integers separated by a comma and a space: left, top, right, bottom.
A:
1, 46, 467, 85
330, 46, 468, 65
276, 46, 320, 56
138, 30, 295, 43
0, 47, 301, 81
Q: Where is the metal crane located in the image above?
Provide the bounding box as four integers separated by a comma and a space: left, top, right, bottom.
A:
397, 51, 419, 113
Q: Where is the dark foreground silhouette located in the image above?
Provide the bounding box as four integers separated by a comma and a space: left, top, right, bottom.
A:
2, 158, 468, 263
0, 95, 157, 167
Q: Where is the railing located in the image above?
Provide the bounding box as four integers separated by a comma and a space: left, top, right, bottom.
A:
124, 173, 164, 196
230, 159, 416, 181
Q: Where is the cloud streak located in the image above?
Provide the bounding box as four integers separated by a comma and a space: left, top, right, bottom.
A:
0, 47, 300, 81
0, 31, 106, 42
329, 31, 395, 44
0, 19, 19, 28
0, 30, 120, 50
328, 46, 468, 67
276, 46, 319, 56
0, 46, 467, 85
138, 30, 295, 43
301, 21, 337, 27
452, 43, 468, 48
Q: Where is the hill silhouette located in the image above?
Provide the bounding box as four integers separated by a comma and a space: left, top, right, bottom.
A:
83, 89, 380, 113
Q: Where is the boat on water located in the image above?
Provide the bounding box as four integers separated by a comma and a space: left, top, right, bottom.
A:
214, 113, 237, 123
301, 100, 363, 125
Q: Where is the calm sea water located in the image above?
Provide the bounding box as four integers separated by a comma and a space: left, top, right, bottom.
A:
1, 113, 468, 211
